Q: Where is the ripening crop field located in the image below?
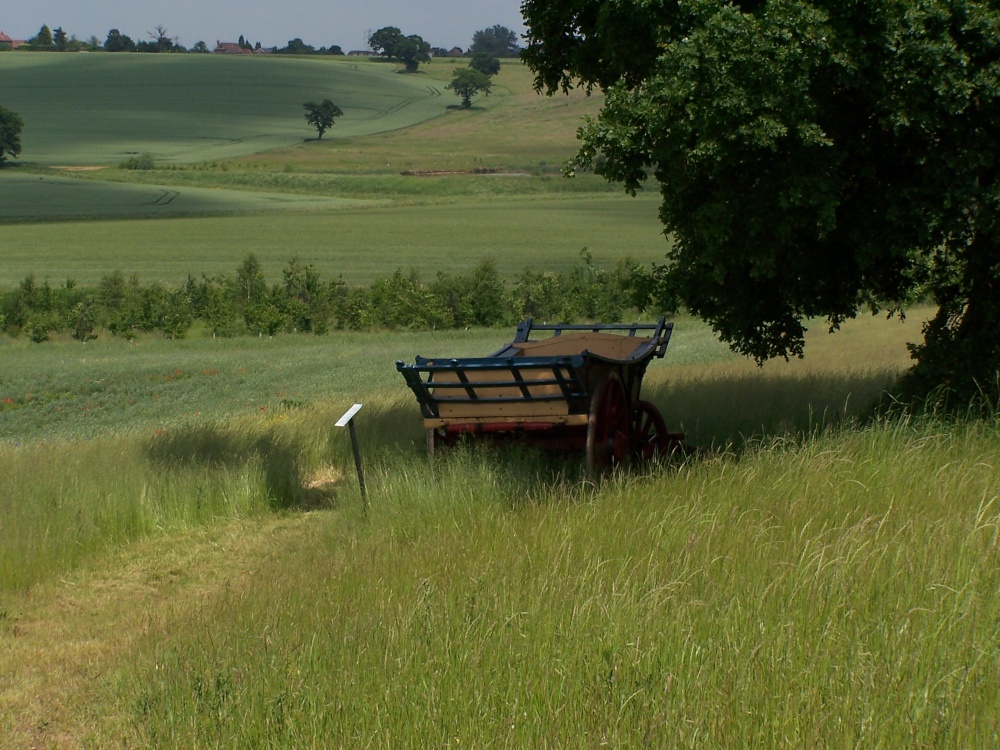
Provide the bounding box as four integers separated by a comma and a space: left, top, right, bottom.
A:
0, 52, 997, 749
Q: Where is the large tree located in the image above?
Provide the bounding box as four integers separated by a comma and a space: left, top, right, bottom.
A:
369, 27, 430, 72
396, 34, 431, 72
447, 68, 493, 108
522, 0, 1000, 404
104, 28, 136, 52
0, 107, 24, 165
303, 99, 343, 139
469, 25, 521, 58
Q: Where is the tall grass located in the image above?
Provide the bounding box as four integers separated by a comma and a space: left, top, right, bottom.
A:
106, 414, 999, 747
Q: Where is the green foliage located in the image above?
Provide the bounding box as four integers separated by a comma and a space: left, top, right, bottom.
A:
0, 106, 24, 165
367, 27, 403, 57
28, 24, 53, 49
119, 152, 155, 170
302, 99, 343, 140
103, 28, 136, 52
469, 53, 501, 77
397, 35, 432, 73
2, 252, 654, 342
522, 0, 1000, 405
368, 26, 431, 72
447, 68, 493, 108
469, 24, 521, 58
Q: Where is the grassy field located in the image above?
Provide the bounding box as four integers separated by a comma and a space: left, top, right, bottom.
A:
0, 193, 666, 287
1, 52, 997, 749
0, 54, 463, 165
2, 312, 997, 747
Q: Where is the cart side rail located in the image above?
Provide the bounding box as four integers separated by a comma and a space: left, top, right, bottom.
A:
513, 318, 673, 358
396, 355, 588, 420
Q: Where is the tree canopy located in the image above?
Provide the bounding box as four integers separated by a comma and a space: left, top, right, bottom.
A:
104, 29, 136, 52
522, 0, 1000, 404
0, 106, 24, 165
469, 53, 501, 77
469, 25, 521, 58
368, 27, 430, 72
447, 68, 493, 108
303, 99, 343, 139
29, 24, 53, 49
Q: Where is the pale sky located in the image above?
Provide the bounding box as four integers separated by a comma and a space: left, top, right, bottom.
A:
1, 1, 528, 52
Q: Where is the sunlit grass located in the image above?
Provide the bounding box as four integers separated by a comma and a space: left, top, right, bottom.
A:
100, 417, 999, 747
2, 306, 995, 746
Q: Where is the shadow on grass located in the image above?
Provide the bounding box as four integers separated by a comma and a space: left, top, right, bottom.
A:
143, 423, 324, 510
141, 366, 903, 509
642, 366, 903, 453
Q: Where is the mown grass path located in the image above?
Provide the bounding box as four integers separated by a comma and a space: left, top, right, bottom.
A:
0, 513, 326, 749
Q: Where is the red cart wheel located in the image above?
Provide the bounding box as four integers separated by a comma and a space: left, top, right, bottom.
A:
631, 400, 670, 461
586, 374, 630, 477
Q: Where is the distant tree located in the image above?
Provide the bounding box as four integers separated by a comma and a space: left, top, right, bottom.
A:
397, 35, 431, 72
468, 25, 520, 58
368, 27, 404, 57
235, 254, 267, 306
278, 38, 315, 54
469, 53, 500, 77
324, 45, 344, 55
0, 107, 24, 165
368, 27, 429, 71
191, 40, 209, 53
303, 99, 344, 139
104, 29, 136, 52
447, 68, 493, 108
53, 27, 68, 51
27, 24, 54, 50
145, 25, 175, 52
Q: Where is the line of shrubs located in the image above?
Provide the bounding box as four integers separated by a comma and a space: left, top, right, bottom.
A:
0, 251, 675, 343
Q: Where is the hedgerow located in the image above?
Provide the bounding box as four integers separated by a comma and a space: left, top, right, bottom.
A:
0, 251, 664, 342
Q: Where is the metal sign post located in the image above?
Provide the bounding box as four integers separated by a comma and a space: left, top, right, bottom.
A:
335, 403, 367, 514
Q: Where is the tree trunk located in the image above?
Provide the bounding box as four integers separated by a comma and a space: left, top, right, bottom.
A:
904, 233, 1000, 407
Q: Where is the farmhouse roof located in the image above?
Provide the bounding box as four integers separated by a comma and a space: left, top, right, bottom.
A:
0, 31, 27, 48
214, 41, 252, 54
347, 50, 374, 56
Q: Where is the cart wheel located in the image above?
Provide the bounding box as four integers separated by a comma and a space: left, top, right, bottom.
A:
631, 400, 670, 461
586, 374, 630, 477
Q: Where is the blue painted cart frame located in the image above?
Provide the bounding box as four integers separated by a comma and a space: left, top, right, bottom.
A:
396, 318, 682, 473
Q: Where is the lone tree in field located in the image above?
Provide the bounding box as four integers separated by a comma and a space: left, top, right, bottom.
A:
0, 107, 24, 165
522, 0, 1000, 405
303, 99, 343, 139
447, 68, 493, 108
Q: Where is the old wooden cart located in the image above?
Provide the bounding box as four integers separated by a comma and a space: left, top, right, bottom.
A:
396, 318, 682, 473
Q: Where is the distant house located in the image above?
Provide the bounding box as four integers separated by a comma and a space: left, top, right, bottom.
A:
0, 31, 27, 49
347, 50, 375, 57
447, 47, 464, 57
214, 41, 252, 54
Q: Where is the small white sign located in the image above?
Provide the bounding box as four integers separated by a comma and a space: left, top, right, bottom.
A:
335, 403, 364, 428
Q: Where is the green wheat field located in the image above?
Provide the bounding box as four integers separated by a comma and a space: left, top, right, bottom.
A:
0, 52, 997, 748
